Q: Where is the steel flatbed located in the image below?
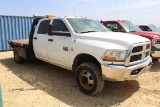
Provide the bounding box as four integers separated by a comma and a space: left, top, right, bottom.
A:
8, 39, 29, 47
7, 17, 43, 60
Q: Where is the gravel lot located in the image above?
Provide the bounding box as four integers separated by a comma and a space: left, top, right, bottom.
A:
0, 51, 160, 107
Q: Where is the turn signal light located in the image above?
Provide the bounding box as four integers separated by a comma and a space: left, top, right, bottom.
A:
103, 56, 117, 61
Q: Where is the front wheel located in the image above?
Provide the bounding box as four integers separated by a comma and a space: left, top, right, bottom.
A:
75, 62, 104, 95
13, 48, 24, 64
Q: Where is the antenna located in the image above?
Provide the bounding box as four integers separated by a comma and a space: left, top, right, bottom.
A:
74, 6, 75, 16
129, 15, 131, 31
159, 10, 160, 26
74, 0, 76, 16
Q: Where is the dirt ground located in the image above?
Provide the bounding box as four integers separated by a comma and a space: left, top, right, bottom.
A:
0, 51, 160, 107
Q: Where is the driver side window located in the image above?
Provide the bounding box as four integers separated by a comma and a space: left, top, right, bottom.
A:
52, 19, 69, 32
106, 22, 124, 32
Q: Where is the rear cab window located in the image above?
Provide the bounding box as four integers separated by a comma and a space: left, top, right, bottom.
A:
139, 26, 152, 31
37, 20, 51, 34
106, 22, 124, 32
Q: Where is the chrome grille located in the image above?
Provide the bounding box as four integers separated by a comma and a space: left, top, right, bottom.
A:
132, 46, 143, 53
146, 44, 150, 50
145, 51, 150, 57
125, 42, 150, 66
130, 54, 142, 62
155, 39, 160, 44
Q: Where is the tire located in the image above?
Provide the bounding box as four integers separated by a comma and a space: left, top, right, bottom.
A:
151, 54, 159, 61
13, 48, 24, 64
75, 62, 104, 95
153, 58, 159, 61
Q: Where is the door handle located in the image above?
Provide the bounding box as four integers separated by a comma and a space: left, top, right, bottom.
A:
48, 39, 53, 42
33, 37, 37, 40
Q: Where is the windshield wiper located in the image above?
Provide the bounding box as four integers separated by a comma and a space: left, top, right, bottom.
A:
129, 30, 137, 32
80, 31, 97, 33
102, 30, 109, 32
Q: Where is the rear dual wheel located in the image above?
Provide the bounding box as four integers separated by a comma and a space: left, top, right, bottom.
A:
76, 62, 104, 95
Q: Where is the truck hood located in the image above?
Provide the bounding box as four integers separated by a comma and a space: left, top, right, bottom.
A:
76, 32, 150, 50
130, 31, 160, 40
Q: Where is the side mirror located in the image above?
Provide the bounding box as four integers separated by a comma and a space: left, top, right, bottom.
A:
47, 24, 71, 37
112, 27, 118, 31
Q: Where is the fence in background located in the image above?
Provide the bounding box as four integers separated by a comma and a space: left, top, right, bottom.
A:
0, 15, 33, 51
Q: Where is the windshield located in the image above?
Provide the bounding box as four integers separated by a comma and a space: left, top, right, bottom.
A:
120, 21, 142, 32
66, 18, 109, 33
149, 26, 160, 32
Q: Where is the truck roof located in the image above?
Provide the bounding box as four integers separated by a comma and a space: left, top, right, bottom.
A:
38, 16, 90, 22
101, 20, 130, 22
137, 25, 156, 27
64, 16, 88, 18
38, 14, 88, 19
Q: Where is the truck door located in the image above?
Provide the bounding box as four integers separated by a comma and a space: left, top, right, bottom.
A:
33, 19, 51, 60
47, 19, 71, 68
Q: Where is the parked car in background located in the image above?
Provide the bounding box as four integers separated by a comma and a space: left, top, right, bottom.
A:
137, 24, 160, 33
8, 15, 152, 95
101, 20, 160, 59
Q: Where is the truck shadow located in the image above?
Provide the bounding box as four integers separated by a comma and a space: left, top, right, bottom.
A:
0, 58, 140, 107
149, 60, 160, 72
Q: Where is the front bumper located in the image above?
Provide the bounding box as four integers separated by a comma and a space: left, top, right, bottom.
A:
101, 57, 152, 81
151, 45, 160, 59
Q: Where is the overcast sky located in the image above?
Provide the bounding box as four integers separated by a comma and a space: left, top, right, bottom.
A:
0, 0, 160, 26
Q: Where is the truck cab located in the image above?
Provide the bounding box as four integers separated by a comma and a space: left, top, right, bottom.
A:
8, 16, 152, 95
138, 24, 160, 33
101, 20, 160, 59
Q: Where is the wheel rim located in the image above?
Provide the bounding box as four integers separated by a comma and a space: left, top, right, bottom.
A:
79, 70, 94, 90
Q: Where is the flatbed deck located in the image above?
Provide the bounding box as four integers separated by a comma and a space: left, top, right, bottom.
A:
7, 17, 41, 60
8, 39, 34, 60
8, 39, 29, 47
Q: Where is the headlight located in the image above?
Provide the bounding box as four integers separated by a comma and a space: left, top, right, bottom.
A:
102, 50, 128, 61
